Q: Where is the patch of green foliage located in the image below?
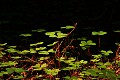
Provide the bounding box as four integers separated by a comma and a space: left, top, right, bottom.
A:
0, 25, 120, 80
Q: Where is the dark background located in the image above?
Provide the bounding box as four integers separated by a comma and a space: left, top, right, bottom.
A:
0, 0, 120, 46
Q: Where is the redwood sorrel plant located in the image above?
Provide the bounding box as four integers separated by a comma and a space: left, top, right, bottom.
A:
0, 23, 120, 80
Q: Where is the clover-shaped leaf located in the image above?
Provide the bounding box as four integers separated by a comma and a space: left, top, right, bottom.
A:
92, 31, 107, 35
80, 60, 88, 64
57, 32, 67, 38
44, 68, 60, 76
79, 40, 96, 47
101, 50, 113, 56
92, 54, 102, 59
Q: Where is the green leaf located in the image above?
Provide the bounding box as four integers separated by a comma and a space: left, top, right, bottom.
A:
77, 37, 87, 40
32, 29, 46, 32
30, 49, 37, 53
11, 56, 21, 59
22, 50, 30, 53
63, 76, 70, 79
57, 32, 67, 38
38, 51, 49, 55
45, 32, 55, 35
49, 35, 57, 37
61, 26, 74, 29
35, 47, 46, 50
32, 64, 40, 68
8, 61, 18, 66
92, 31, 107, 35
1, 61, 18, 67
8, 46, 16, 48
0, 73, 3, 76
92, 54, 102, 59
101, 50, 113, 56
71, 76, 78, 80
20, 34, 32, 37
47, 44, 53, 46
0, 43, 7, 46
36, 42, 44, 45
114, 30, 120, 32
80, 60, 88, 64
1, 71, 8, 75
13, 75, 24, 79
6, 48, 18, 53
48, 49, 55, 53
30, 43, 37, 46
0, 54, 3, 58
92, 32, 98, 35
104, 62, 111, 66
15, 68, 24, 73
44, 69, 60, 76
97, 65, 106, 68
6, 68, 14, 74
41, 63, 48, 68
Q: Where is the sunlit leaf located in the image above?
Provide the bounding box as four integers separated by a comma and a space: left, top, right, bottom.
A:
8, 46, 16, 48
0, 43, 7, 46
22, 50, 30, 54
41, 63, 48, 68
36, 42, 44, 45
48, 49, 55, 53
32, 64, 40, 68
61, 26, 74, 29
11, 56, 21, 59
30, 49, 37, 53
38, 51, 49, 55
104, 62, 111, 66
92, 31, 107, 35
49, 35, 57, 37
57, 32, 67, 38
101, 50, 113, 56
30, 43, 37, 46
6, 48, 18, 53
45, 32, 55, 35
44, 68, 60, 76
92, 54, 102, 59
1, 71, 8, 75
92, 32, 98, 35
35, 47, 46, 50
